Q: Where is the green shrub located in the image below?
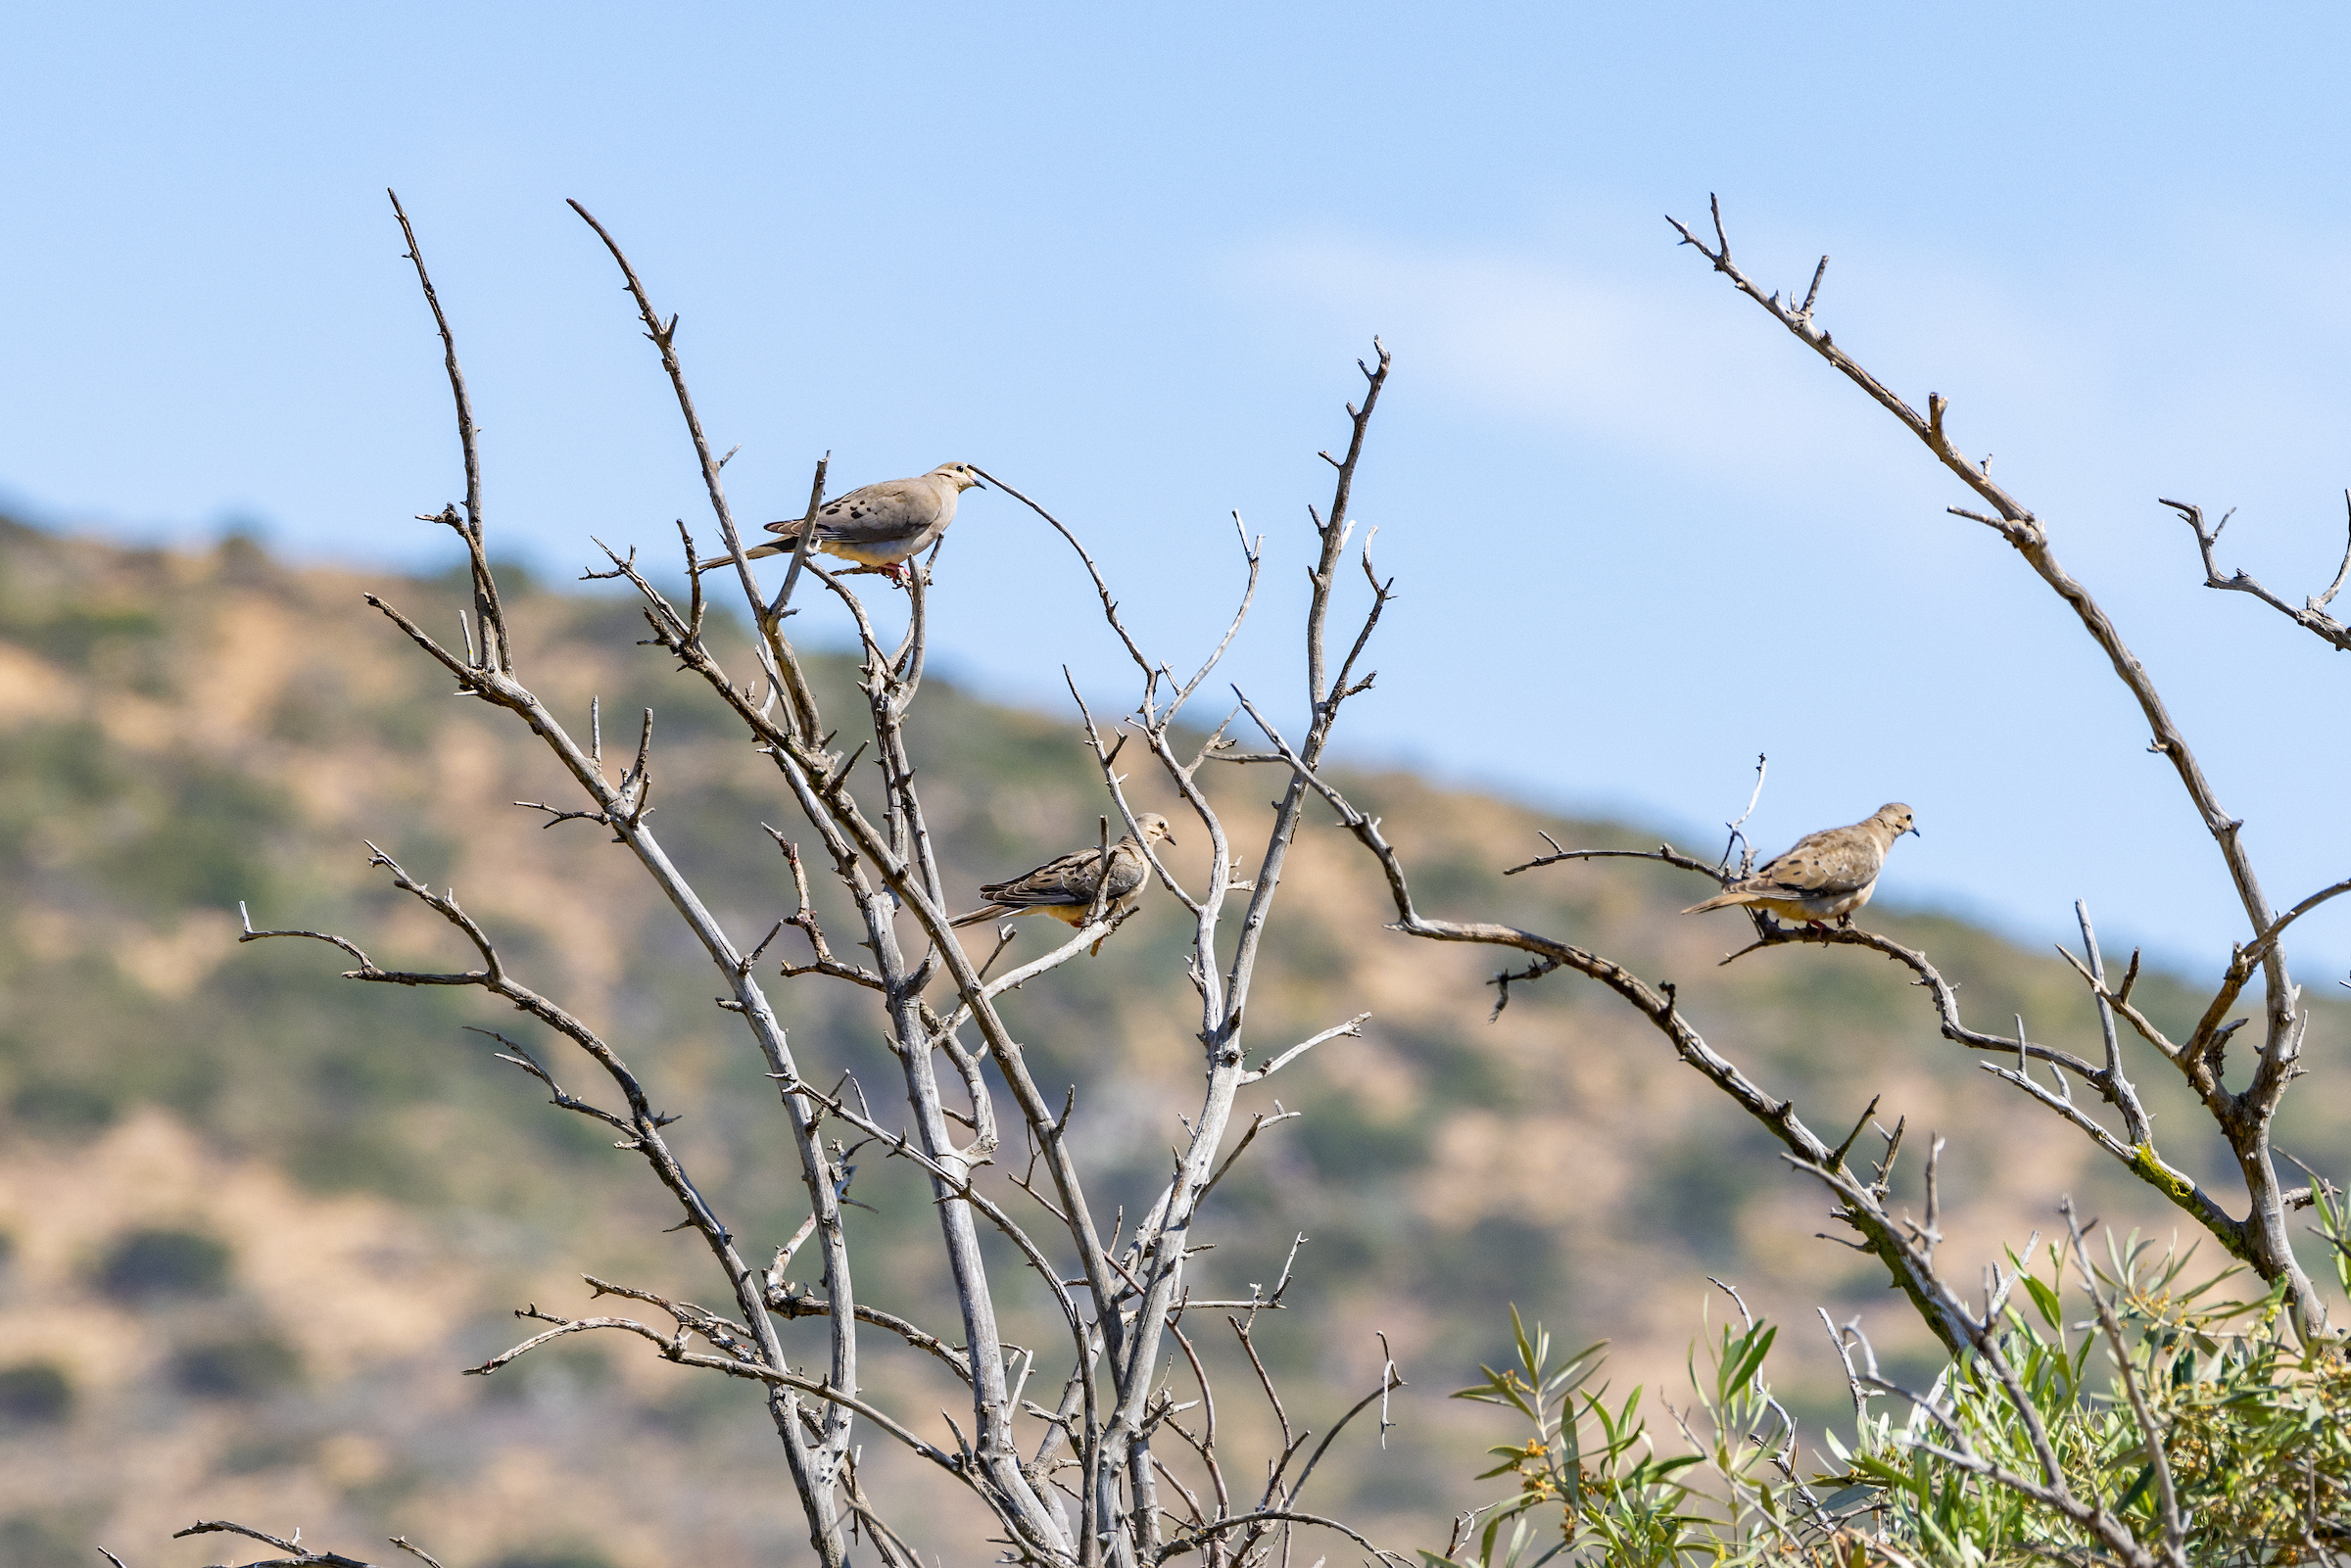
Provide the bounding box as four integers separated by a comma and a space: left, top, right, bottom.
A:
94, 1226, 231, 1302
170, 1332, 302, 1400
1434, 1233, 2351, 1566
10, 1079, 118, 1137
0, 1361, 73, 1424
0, 1510, 96, 1568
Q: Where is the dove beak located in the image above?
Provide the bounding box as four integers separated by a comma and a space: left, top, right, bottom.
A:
1162, 830, 1178, 846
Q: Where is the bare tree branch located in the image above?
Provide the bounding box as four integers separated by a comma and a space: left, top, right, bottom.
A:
171, 1521, 377, 1568
1249, 716, 1965, 1348
387, 190, 505, 677
1667, 196, 2324, 1338
2165, 493, 2351, 654
469, 1307, 966, 1478
1243, 1014, 1369, 1083
244, 208, 1431, 1565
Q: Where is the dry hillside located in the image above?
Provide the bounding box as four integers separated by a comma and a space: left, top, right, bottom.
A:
0, 519, 2341, 1567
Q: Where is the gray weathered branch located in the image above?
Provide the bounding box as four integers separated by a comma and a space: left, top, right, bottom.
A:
2166, 492, 2351, 655
1668, 195, 2323, 1339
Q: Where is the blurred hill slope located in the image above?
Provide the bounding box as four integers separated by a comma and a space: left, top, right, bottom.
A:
0, 519, 2341, 1567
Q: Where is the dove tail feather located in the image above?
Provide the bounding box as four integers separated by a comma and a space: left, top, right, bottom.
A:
1680, 889, 1758, 915
949, 905, 1015, 928
692, 541, 786, 574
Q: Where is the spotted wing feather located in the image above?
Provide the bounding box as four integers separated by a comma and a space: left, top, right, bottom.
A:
979, 847, 1108, 910
764, 477, 949, 552
1742, 825, 1881, 898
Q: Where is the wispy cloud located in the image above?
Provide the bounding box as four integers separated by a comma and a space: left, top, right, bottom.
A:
1223, 213, 2351, 547
1219, 214, 2351, 970
1224, 225, 2064, 488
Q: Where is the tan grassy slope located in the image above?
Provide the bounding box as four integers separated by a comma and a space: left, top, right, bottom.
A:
0, 519, 2339, 1566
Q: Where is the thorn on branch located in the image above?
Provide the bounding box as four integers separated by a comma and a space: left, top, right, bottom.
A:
1703, 191, 1731, 263
744, 921, 785, 973
823, 739, 869, 796
515, 798, 610, 831
1799, 254, 1828, 320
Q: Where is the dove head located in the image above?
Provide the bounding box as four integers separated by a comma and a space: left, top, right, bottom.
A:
931, 462, 985, 492
1131, 812, 1176, 847
1872, 803, 1919, 839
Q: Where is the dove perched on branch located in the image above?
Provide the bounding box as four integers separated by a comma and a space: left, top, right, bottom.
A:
1681, 803, 1918, 927
705, 462, 984, 583
951, 815, 1177, 950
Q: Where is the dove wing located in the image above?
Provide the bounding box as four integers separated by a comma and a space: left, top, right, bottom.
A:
1096, 844, 1148, 903
1744, 825, 1881, 897
979, 847, 1103, 908
764, 477, 946, 547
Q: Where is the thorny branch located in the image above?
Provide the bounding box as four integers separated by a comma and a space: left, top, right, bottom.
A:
202, 176, 2351, 1568
171, 1519, 380, 1568
159, 163, 2351, 1568
237, 841, 858, 1542
231, 192, 1422, 1568
1666, 194, 2326, 1340
250, 192, 873, 1568
2167, 492, 2351, 655
1252, 735, 1967, 1350
1676, 915, 2247, 1255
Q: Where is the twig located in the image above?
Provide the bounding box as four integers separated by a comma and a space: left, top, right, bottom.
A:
171, 1521, 376, 1568
1721, 752, 1767, 871
1244, 1014, 1369, 1083
1670, 194, 2321, 1337
2164, 494, 2351, 654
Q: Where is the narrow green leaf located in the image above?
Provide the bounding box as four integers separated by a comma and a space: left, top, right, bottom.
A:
2025, 1272, 2064, 1331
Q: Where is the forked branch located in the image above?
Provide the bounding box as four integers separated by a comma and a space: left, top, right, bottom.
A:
1668, 194, 2323, 1338
2165, 493, 2351, 654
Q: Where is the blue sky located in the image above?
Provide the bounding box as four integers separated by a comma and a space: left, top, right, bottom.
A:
8, 3, 2351, 977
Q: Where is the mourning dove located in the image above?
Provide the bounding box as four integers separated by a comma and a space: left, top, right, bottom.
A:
705, 463, 984, 583
1681, 803, 1918, 926
950, 815, 1177, 947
